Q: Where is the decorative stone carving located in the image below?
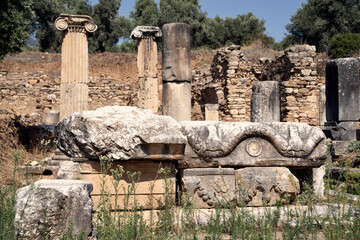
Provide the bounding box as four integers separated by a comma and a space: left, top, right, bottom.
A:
236, 167, 300, 206
179, 121, 327, 168
181, 168, 236, 208
14, 180, 93, 239
55, 14, 97, 33
55, 14, 97, 120
56, 106, 187, 160
130, 26, 162, 39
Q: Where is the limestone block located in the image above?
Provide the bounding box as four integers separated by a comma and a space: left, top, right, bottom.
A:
318, 85, 326, 126
179, 121, 327, 168
205, 104, 219, 121
250, 81, 280, 122
326, 58, 360, 121
79, 160, 176, 210
56, 161, 81, 180
56, 106, 187, 160
236, 167, 300, 206
162, 23, 192, 82
14, 180, 93, 240
181, 168, 236, 208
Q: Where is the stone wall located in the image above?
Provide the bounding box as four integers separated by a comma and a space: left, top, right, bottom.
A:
0, 53, 138, 122
192, 45, 325, 125
0, 46, 324, 125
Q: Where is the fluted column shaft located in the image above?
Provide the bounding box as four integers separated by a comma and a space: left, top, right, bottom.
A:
55, 14, 97, 119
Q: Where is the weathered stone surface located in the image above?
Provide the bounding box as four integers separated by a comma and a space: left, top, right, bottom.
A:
181, 168, 235, 208
236, 167, 300, 206
162, 82, 191, 121
56, 106, 187, 160
250, 81, 280, 122
205, 104, 219, 121
14, 179, 93, 240
326, 58, 360, 122
56, 161, 81, 180
162, 23, 191, 83
179, 121, 327, 168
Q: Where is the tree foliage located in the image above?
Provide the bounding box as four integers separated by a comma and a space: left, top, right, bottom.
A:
329, 33, 360, 58
91, 0, 124, 52
159, 0, 207, 48
0, 0, 34, 59
130, 0, 159, 27
286, 0, 360, 52
33, 0, 93, 52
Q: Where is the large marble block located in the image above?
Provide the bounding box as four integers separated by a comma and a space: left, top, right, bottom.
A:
326, 58, 360, 122
56, 106, 187, 160
179, 121, 327, 168
181, 168, 236, 208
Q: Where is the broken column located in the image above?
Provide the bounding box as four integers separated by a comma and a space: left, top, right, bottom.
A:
131, 26, 162, 113
325, 58, 360, 141
162, 23, 192, 121
250, 81, 280, 122
55, 14, 97, 119
205, 104, 219, 121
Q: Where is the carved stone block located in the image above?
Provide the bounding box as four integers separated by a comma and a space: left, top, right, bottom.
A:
236, 167, 300, 206
181, 168, 236, 208
179, 121, 327, 168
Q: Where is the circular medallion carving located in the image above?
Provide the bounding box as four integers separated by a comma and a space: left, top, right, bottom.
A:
246, 140, 262, 157
55, 18, 68, 31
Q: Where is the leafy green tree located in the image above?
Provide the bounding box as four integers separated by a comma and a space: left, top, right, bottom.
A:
201, 16, 229, 49
224, 13, 266, 46
287, 0, 360, 52
329, 33, 360, 58
33, 0, 93, 52
91, 0, 124, 52
0, 0, 34, 59
159, 0, 207, 48
129, 0, 159, 26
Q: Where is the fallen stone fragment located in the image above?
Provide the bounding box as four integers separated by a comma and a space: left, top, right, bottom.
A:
14, 179, 93, 240
179, 121, 327, 168
56, 106, 187, 160
236, 167, 300, 206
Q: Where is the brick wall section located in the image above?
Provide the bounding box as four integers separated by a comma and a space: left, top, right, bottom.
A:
192, 45, 325, 125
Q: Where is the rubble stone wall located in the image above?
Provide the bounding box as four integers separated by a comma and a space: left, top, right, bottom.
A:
192, 45, 325, 125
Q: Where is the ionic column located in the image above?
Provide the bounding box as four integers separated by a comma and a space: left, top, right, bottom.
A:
131, 26, 162, 113
55, 14, 97, 119
162, 23, 192, 121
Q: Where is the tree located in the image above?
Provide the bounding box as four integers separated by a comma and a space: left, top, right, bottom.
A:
0, 0, 34, 59
91, 0, 124, 52
329, 33, 360, 58
287, 0, 360, 52
159, 0, 207, 48
33, 0, 93, 52
130, 0, 159, 26
224, 13, 266, 46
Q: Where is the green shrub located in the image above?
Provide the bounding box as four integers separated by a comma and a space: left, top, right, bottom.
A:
329, 33, 360, 59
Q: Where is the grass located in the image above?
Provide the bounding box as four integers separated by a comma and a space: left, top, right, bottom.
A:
2, 153, 360, 240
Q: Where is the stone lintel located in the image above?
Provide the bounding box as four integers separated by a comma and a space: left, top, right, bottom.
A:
131, 26, 162, 39
55, 14, 97, 33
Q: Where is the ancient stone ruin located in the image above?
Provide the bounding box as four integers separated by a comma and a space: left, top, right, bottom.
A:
14, 15, 360, 239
